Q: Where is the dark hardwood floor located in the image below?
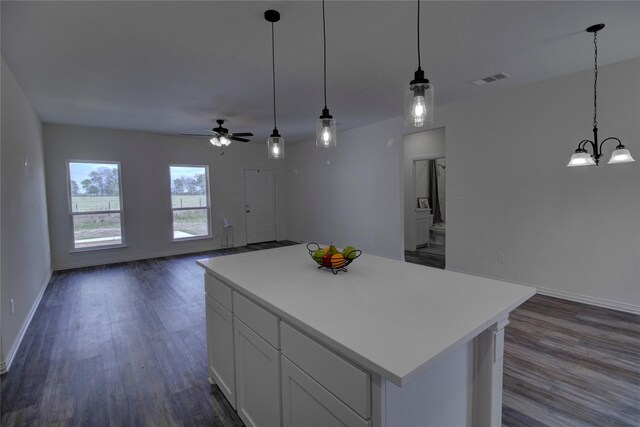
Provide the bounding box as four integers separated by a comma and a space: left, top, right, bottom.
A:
2, 241, 638, 426
502, 295, 640, 427
0, 241, 297, 426
404, 243, 445, 269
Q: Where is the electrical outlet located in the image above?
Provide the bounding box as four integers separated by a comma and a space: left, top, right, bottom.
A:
497, 252, 506, 264
10, 298, 15, 314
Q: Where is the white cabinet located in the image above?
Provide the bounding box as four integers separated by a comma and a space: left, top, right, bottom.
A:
205, 294, 236, 408
205, 272, 281, 426
416, 217, 430, 246
204, 272, 373, 427
281, 356, 370, 427
280, 323, 370, 418
280, 322, 370, 426
415, 209, 432, 247
234, 317, 281, 427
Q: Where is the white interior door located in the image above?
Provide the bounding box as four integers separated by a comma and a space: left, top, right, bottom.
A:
244, 169, 277, 244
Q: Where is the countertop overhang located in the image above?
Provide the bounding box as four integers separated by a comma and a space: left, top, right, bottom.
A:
197, 244, 535, 386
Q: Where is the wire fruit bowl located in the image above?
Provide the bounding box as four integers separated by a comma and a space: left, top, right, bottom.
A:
306, 242, 362, 275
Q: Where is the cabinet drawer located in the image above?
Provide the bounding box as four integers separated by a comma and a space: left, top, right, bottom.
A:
233, 293, 279, 349
281, 322, 371, 419
205, 273, 233, 312
281, 356, 370, 427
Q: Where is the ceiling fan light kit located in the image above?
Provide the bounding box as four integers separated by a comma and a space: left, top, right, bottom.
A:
266, 9, 284, 160
567, 23, 635, 167
316, 0, 337, 149
183, 118, 253, 149
405, 0, 434, 128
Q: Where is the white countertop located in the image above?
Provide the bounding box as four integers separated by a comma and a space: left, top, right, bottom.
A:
197, 244, 535, 386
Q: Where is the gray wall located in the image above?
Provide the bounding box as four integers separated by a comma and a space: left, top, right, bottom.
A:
444, 58, 639, 312
285, 116, 405, 259
1, 57, 52, 371
44, 124, 287, 270
286, 58, 640, 312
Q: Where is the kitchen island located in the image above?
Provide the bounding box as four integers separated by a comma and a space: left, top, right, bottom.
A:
197, 244, 535, 427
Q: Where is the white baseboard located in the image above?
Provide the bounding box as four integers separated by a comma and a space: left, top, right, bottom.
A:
0, 270, 53, 374
53, 243, 240, 271
536, 286, 640, 315
446, 267, 639, 315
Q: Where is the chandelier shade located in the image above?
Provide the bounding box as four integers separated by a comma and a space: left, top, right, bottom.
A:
567, 150, 596, 167
608, 148, 635, 164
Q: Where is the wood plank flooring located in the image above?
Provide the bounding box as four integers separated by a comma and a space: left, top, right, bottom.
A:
502, 294, 639, 427
2, 241, 638, 426
1, 241, 297, 426
404, 244, 445, 269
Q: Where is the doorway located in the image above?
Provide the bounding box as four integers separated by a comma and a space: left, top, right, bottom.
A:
244, 169, 277, 244
403, 128, 446, 269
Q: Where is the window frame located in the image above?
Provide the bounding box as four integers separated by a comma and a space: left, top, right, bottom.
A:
169, 164, 212, 242
66, 160, 126, 252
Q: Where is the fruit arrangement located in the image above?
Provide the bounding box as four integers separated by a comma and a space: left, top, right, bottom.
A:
306, 242, 362, 275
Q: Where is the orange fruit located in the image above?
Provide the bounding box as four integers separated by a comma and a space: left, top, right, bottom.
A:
331, 253, 346, 268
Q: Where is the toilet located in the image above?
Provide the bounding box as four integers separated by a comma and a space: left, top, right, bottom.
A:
430, 222, 445, 245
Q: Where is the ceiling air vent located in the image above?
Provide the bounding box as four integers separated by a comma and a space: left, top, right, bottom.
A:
470, 72, 511, 86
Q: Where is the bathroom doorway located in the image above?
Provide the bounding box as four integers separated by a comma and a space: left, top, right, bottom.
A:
403, 128, 446, 269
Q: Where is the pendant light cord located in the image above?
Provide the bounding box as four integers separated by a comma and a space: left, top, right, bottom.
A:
592, 31, 598, 129
322, 0, 327, 109
271, 22, 277, 130
417, 0, 421, 69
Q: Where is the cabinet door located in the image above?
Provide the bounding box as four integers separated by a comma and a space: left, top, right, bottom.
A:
281, 356, 370, 427
416, 217, 430, 246
234, 318, 281, 427
206, 295, 236, 408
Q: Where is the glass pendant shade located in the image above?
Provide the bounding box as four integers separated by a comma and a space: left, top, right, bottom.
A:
265, 10, 284, 160
316, 116, 337, 148
567, 151, 596, 167
219, 136, 231, 147
210, 136, 221, 147
268, 135, 284, 160
404, 82, 433, 128
607, 148, 635, 164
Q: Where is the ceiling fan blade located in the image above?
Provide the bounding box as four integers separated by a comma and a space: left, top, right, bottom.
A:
230, 137, 250, 143
182, 133, 212, 137
230, 132, 254, 137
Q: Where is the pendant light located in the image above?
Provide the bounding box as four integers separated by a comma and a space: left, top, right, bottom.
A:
567, 24, 635, 167
266, 10, 284, 160
404, 0, 433, 128
316, 0, 337, 148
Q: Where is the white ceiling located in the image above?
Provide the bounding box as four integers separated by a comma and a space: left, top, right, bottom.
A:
2, 1, 639, 144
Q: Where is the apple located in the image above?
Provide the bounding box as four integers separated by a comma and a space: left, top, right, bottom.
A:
343, 246, 357, 259
322, 253, 333, 268
313, 248, 325, 264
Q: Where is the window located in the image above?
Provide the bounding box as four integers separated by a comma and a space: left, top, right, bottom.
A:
68, 161, 124, 250
170, 165, 211, 240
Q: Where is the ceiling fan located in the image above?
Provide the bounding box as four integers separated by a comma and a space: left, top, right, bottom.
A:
182, 119, 254, 147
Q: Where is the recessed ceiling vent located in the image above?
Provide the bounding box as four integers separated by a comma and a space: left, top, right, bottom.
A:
470, 72, 511, 86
